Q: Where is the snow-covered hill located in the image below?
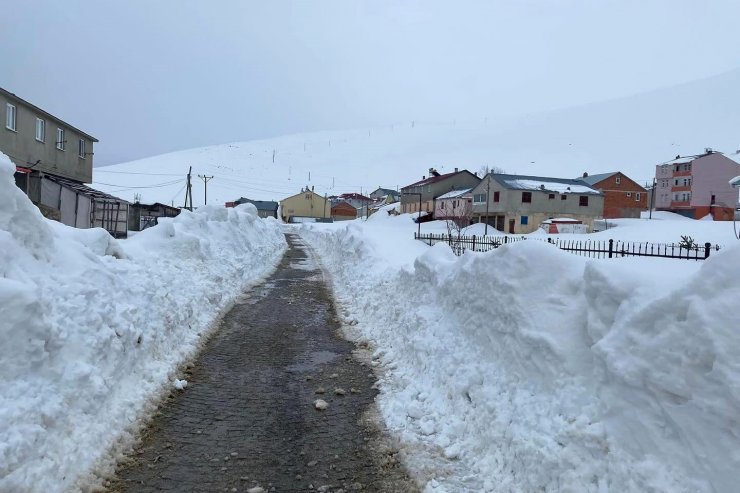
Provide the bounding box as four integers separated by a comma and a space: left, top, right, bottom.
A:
93, 69, 740, 207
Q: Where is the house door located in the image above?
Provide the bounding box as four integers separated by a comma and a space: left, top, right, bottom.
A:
508, 218, 515, 234
496, 215, 505, 232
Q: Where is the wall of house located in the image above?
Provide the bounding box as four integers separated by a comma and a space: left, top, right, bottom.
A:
593, 173, 648, 218
654, 164, 673, 209
435, 197, 472, 219
280, 192, 329, 222
1, 93, 94, 183
691, 154, 740, 212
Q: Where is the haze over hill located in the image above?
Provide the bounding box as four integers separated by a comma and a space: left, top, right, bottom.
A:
94, 69, 740, 207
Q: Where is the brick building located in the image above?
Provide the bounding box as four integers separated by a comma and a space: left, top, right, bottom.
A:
579, 172, 647, 218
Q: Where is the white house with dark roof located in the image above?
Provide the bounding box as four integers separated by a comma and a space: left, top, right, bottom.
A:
469, 173, 604, 234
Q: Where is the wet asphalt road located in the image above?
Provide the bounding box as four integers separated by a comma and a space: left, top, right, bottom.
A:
109, 234, 417, 493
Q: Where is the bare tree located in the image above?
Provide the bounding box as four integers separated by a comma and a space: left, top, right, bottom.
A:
478, 164, 506, 177
442, 197, 474, 254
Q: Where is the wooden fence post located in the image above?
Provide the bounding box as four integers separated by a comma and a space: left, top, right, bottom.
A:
472, 235, 476, 251
608, 239, 614, 258
704, 242, 711, 259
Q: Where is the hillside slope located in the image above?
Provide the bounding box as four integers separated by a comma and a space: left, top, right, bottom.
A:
93, 69, 740, 206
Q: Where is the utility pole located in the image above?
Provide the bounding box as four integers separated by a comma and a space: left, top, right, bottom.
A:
649, 177, 656, 220
198, 174, 213, 205
272, 149, 276, 163
184, 166, 193, 211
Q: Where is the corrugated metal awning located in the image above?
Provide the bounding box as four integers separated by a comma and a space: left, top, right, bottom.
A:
15, 166, 32, 174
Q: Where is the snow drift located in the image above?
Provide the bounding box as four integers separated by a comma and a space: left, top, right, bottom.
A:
0, 152, 287, 492
299, 213, 740, 492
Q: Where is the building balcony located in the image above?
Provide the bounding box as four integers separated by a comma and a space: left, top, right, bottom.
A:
672, 170, 692, 177
671, 185, 692, 192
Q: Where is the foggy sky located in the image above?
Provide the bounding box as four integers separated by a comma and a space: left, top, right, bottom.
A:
2, 0, 740, 166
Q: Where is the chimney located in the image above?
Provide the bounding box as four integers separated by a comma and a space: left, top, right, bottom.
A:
705, 147, 713, 154
429, 167, 434, 175
422, 175, 426, 180
454, 167, 458, 173
582, 172, 588, 178
312, 185, 314, 191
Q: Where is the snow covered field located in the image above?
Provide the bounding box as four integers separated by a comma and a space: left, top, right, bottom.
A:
0, 153, 287, 492
298, 211, 740, 492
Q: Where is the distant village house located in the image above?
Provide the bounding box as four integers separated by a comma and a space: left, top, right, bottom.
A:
579, 171, 647, 219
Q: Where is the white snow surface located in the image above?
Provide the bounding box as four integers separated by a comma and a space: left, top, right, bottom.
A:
298, 211, 740, 492
0, 152, 287, 492
503, 178, 598, 194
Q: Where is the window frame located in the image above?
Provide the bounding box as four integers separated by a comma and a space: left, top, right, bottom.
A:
493, 191, 500, 202
56, 128, 65, 150
548, 193, 555, 200
5, 103, 16, 131
78, 139, 86, 159
521, 191, 532, 203
626, 192, 632, 197
635, 192, 641, 201
560, 194, 567, 201
35, 117, 45, 142
579, 195, 589, 207
520, 215, 528, 225
615, 176, 621, 185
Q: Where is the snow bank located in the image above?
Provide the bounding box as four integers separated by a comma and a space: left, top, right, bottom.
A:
0, 153, 286, 492
300, 216, 740, 492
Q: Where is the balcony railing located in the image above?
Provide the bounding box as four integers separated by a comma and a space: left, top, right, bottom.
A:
670, 200, 691, 208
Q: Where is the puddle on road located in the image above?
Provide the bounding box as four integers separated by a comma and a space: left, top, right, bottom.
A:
288, 350, 339, 373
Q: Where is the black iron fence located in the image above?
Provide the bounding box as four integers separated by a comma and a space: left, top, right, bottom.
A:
414, 233, 721, 260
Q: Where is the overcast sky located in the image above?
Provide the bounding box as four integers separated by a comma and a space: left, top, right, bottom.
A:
2, 0, 740, 166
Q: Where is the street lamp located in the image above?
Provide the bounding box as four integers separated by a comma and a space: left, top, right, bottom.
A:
403, 192, 423, 238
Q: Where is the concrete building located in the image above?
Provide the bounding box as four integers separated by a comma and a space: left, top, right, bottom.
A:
469, 173, 604, 234
654, 150, 740, 220
2, 87, 97, 186
279, 187, 330, 223
579, 171, 647, 218
400, 168, 480, 217
2, 87, 129, 237
434, 188, 473, 224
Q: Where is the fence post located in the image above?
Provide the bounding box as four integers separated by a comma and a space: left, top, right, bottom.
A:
504, 236, 508, 244
608, 239, 614, 258
547, 238, 552, 244
472, 235, 476, 250
704, 242, 711, 259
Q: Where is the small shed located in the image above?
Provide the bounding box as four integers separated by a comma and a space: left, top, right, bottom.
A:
28, 172, 130, 238
539, 218, 588, 234
331, 201, 358, 221
129, 202, 181, 231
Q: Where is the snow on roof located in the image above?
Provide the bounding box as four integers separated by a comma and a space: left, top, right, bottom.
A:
579, 172, 617, 186
493, 174, 601, 195
436, 188, 472, 200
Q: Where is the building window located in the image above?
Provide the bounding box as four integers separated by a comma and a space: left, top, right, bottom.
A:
35, 118, 45, 142
5, 103, 16, 131
521, 215, 528, 225
579, 196, 589, 207
626, 192, 632, 197
473, 193, 487, 204
522, 191, 532, 203
615, 176, 621, 184
78, 139, 86, 158
56, 128, 65, 150
636, 192, 641, 201
493, 191, 500, 202
561, 194, 567, 200
548, 193, 555, 199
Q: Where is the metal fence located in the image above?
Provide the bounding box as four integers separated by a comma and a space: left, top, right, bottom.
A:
414, 233, 721, 260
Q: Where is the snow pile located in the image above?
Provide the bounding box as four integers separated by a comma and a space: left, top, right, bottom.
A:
299, 215, 740, 492
0, 152, 286, 492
